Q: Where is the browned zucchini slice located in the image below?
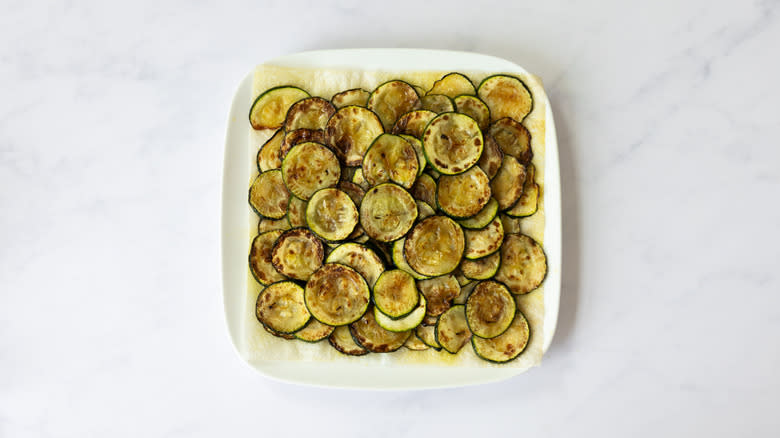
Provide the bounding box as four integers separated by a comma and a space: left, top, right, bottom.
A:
506, 164, 539, 217
494, 233, 547, 294
477, 133, 504, 179
415, 324, 441, 350
373, 270, 419, 319
460, 251, 501, 280
472, 311, 530, 363
416, 200, 435, 220
457, 197, 498, 229
263, 324, 296, 339
404, 216, 464, 276
399, 134, 426, 176
331, 88, 370, 108
287, 196, 307, 228
325, 242, 385, 288
417, 274, 460, 317
349, 306, 411, 352
422, 113, 483, 175
489, 118, 532, 165
454, 95, 490, 131
257, 129, 284, 172
435, 305, 471, 354
249, 86, 310, 130
374, 293, 426, 332
453, 280, 477, 305
283, 97, 335, 132
329, 325, 369, 355
421, 94, 454, 113
294, 318, 335, 342
436, 166, 491, 218
281, 142, 341, 200
392, 110, 436, 139
249, 230, 288, 285
249, 169, 290, 219
257, 217, 291, 233
305, 188, 358, 241
477, 75, 533, 123
256, 281, 310, 333
410, 173, 437, 206
367, 80, 421, 131
362, 134, 419, 189
280, 128, 326, 159
465, 281, 515, 338
360, 183, 417, 242
490, 156, 526, 210
305, 263, 370, 326
404, 334, 429, 351
392, 237, 430, 280
326, 105, 385, 166
464, 217, 504, 259
271, 228, 324, 281
429, 73, 476, 98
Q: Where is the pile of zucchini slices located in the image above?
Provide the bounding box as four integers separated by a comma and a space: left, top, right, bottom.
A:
249, 72, 546, 363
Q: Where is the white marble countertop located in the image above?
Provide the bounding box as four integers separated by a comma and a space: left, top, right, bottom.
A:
1, 0, 778, 436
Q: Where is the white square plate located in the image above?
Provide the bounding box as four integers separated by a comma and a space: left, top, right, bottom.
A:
221, 49, 561, 389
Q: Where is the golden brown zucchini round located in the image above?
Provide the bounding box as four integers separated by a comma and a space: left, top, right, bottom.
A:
329, 325, 369, 356
362, 134, 419, 189
391, 110, 437, 139
359, 183, 418, 242
374, 293, 426, 332
391, 237, 430, 280
325, 242, 385, 288
249, 169, 290, 219
428, 72, 476, 98
283, 97, 336, 132
477, 75, 533, 123
494, 233, 547, 294
349, 306, 411, 352
257, 129, 284, 172
367, 80, 421, 131
271, 228, 324, 281
331, 88, 370, 108
436, 166, 491, 218
464, 217, 504, 259
489, 118, 533, 165
456, 197, 498, 229
454, 95, 490, 131
372, 270, 419, 319
281, 142, 341, 200
249, 86, 310, 130
421, 94, 455, 113
490, 155, 526, 210
256, 281, 310, 333
280, 128, 327, 159
465, 280, 516, 338
460, 251, 501, 280
326, 105, 385, 166
472, 311, 530, 363
505, 163, 539, 217
477, 133, 504, 179
249, 230, 288, 285
417, 274, 460, 317
422, 112, 483, 175
404, 216, 465, 277
305, 188, 358, 241
305, 263, 370, 326
435, 305, 472, 354
294, 319, 335, 342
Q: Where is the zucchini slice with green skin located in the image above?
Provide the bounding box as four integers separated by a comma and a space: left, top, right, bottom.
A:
404, 334, 429, 351
264, 323, 296, 339
280, 128, 327, 159
249, 170, 290, 219
494, 233, 547, 294
477, 75, 533, 123
329, 325, 369, 356
454, 95, 490, 131
429, 73, 476, 98
391, 237, 430, 280
435, 305, 472, 354
460, 251, 501, 280
305, 263, 370, 326
294, 318, 335, 343
367, 80, 421, 131
422, 112, 483, 175
271, 228, 324, 281
326, 242, 385, 288
489, 118, 533, 165
506, 163, 539, 217
415, 324, 441, 350
372, 270, 419, 319
455, 272, 471, 286
477, 133, 504, 180
413, 85, 426, 98
490, 155, 526, 210
249, 86, 310, 130
281, 142, 341, 200
436, 166, 491, 218
287, 196, 307, 228
326, 105, 385, 166
349, 306, 411, 353
351, 167, 369, 190
421, 94, 454, 114
422, 314, 439, 326
404, 216, 465, 277
374, 293, 426, 332
305, 188, 359, 241
500, 213, 523, 234
466, 281, 516, 339
359, 183, 418, 242
337, 181, 365, 207
456, 197, 498, 229
416, 200, 436, 221
410, 173, 437, 206
257, 129, 284, 172
331, 88, 370, 108
417, 274, 460, 317
283, 97, 336, 132
464, 217, 504, 259
256, 281, 311, 334
453, 281, 477, 305
399, 134, 426, 176
258, 217, 291, 233
362, 134, 419, 189
249, 230, 288, 285
392, 110, 437, 139
472, 311, 530, 363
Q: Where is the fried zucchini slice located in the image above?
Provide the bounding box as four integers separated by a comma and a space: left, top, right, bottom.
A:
326, 106, 385, 166
429, 73, 476, 98
263, 324, 296, 339
453, 280, 477, 305
506, 164, 539, 217
399, 134, 426, 176
280, 128, 327, 159
454, 95, 490, 131
494, 233, 547, 294
392, 237, 430, 280
464, 217, 504, 259
362, 134, 419, 189
367, 80, 421, 131
477, 133, 504, 179
490, 156, 526, 210
404, 334, 429, 351
392, 110, 437, 139
404, 216, 464, 277
417, 274, 460, 317
466, 281, 515, 338
305, 263, 370, 326
436, 166, 491, 218
410, 173, 437, 206
271, 228, 324, 281
374, 293, 426, 332
249, 86, 310, 130
283, 97, 335, 132
305, 188, 359, 241
329, 326, 369, 355
351, 167, 369, 190
257, 217, 291, 233
256, 281, 310, 333
287, 196, 307, 228
421, 94, 454, 113
331, 88, 370, 108
249, 170, 290, 219
249, 230, 288, 285
281, 142, 341, 200
435, 305, 471, 354
349, 306, 411, 352
415, 324, 441, 350
472, 312, 529, 363
477, 75, 533, 123
460, 251, 501, 280
373, 270, 419, 319
360, 183, 417, 242
457, 197, 498, 229
489, 117, 532, 165
423, 113, 483, 175
416, 200, 436, 220
325, 242, 385, 287
294, 318, 335, 342
257, 129, 284, 172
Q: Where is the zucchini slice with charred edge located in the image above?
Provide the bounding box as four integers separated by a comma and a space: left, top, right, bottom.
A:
256, 281, 310, 334
421, 94, 455, 113
404, 216, 465, 277
435, 305, 472, 354
457, 197, 498, 229
477, 133, 504, 179
280, 128, 327, 159
249, 170, 290, 219
326, 242, 385, 288
305, 263, 370, 326
466, 280, 515, 338
460, 252, 501, 280
360, 183, 418, 242
349, 307, 411, 352
472, 311, 530, 363
281, 142, 341, 200
423, 112, 483, 175
410, 173, 437, 206
362, 134, 419, 189
305, 188, 359, 241
392, 237, 430, 280
455, 272, 471, 286
372, 270, 419, 319
490, 155, 526, 210
249, 86, 310, 130
249, 230, 288, 285
417, 274, 460, 317
478, 75, 533, 123
454, 95, 490, 131
399, 134, 426, 176
506, 164, 539, 217
326, 106, 385, 166
429, 73, 476, 98
374, 293, 426, 332
287, 196, 307, 228
258, 217, 291, 233
416, 200, 435, 220
295, 319, 335, 342
404, 334, 429, 350
367, 80, 421, 131
392, 110, 437, 139
494, 233, 547, 294
329, 325, 369, 356
271, 228, 324, 281
489, 118, 533, 165
464, 217, 504, 259
436, 166, 491, 218
283, 97, 335, 132
257, 129, 284, 172
415, 324, 441, 350
264, 324, 296, 339
331, 88, 370, 108
453, 281, 476, 305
